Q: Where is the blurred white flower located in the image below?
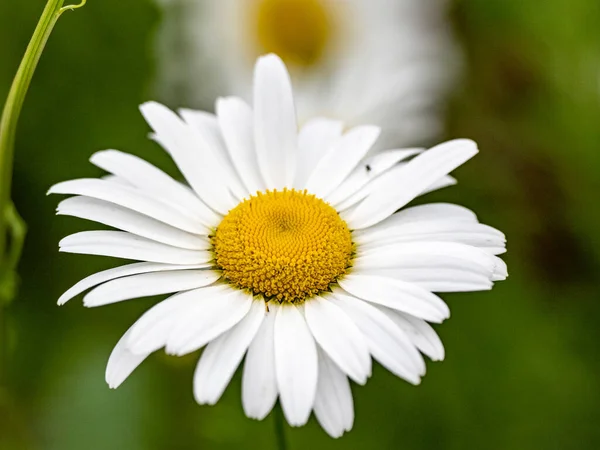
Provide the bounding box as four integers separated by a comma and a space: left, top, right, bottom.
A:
155, 0, 460, 147
51, 55, 505, 438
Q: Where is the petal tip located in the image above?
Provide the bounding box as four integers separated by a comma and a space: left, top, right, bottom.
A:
254, 53, 291, 82
139, 100, 160, 112
410, 376, 422, 386
257, 53, 285, 66
243, 407, 270, 421
105, 375, 122, 389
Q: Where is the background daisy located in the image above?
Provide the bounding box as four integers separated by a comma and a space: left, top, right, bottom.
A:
155, 0, 460, 147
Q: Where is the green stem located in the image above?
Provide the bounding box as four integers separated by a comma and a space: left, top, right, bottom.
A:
0, 0, 86, 262
0, 304, 7, 387
273, 402, 288, 450
0, 0, 86, 385
0, 204, 27, 408
3, 204, 27, 280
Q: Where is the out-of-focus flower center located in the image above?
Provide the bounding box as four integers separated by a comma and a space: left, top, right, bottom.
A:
213, 189, 353, 303
253, 0, 333, 67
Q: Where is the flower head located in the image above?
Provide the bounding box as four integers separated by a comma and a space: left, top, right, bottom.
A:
51, 54, 506, 438
156, 0, 459, 146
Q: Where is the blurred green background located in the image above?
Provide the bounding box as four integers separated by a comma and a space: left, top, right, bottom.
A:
1, 0, 600, 449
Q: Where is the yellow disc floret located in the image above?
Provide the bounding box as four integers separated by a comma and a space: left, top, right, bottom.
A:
253, 0, 333, 67
213, 189, 353, 303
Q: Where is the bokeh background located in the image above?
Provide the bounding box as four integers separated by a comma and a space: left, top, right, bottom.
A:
1, 0, 600, 449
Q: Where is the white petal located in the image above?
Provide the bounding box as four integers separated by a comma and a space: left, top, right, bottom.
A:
313, 348, 354, 439
346, 139, 479, 229
338, 274, 450, 323
194, 298, 265, 405
57, 196, 210, 250
304, 125, 380, 198
89, 149, 219, 227
106, 325, 150, 389
380, 308, 445, 361
353, 203, 479, 241
492, 257, 509, 281
57, 262, 208, 305
274, 304, 318, 426
179, 108, 249, 201
336, 165, 455, 214
216, 97, 265, 195
330, 292, 424, 384
326, 148, 423, 206
421, 175, 457, 195
242, 302, 278, 420
293, 118, 344, 188
355, 241, 505, 282
59, 231, 211, 265
253, 54, 298, 189
140, 101, 236, 214
83, 269, 221, 307
102, 174, 131, 186
49, 178, 208, 234
355, 266, 493, 293
388, 203, 478, 223
127, 288, 210, 354
356, 220, 506, 255
304, 296, 371, 384
178, 108, 218, 130
165, 287, 253, 356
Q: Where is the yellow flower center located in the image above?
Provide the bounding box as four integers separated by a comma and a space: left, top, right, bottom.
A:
253, 0, 333, 67
213, 189, 353, 303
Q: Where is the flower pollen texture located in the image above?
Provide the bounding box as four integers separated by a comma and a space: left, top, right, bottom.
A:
213, 189, 353, 303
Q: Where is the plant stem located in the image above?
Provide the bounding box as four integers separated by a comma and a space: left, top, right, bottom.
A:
273, 402, 288, 450
0, 204, 26, 385
0, 0, 85, 263
0, 305, 7, 387
0, 0, 86, 384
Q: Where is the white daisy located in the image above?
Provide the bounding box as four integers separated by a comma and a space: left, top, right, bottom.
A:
156, 0, 459, 147
50, 54, 506, 438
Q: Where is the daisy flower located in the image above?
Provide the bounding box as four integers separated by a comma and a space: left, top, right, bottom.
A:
156, 0, 459, 147
50, 54, 506, 438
